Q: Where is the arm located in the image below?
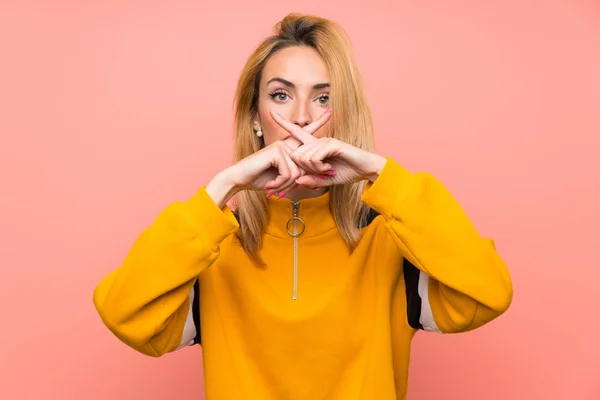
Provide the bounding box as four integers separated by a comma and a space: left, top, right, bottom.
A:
261, 113, 513, 333
93, 134, 314, 357
362, 157, 513, 333
93, 176, 239, 357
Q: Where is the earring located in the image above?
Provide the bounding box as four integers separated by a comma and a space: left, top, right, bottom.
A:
256, 127, 263, 138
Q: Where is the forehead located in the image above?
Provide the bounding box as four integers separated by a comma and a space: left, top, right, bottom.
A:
261, 46, 329, 85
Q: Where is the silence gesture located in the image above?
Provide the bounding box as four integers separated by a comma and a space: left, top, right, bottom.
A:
269, 109, 387, 191
207, 108, 387, 206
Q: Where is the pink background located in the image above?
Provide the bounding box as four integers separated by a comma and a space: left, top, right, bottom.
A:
1, 1, 599, 399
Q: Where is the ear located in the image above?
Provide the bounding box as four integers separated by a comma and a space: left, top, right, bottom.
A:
252, 112, 261, 131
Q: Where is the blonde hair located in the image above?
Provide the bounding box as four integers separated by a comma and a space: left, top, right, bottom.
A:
232, 13, 375, 263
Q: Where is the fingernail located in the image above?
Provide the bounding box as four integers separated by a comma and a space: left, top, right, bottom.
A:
266, 192, 274, 198
277, 192, 287, 199
318, 174, 328, 179
326, 171, 336, 176
264, 187, 269, 191
325, 108, 332, 114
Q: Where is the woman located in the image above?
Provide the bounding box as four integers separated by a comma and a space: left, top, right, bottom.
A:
94, 13, 513, 400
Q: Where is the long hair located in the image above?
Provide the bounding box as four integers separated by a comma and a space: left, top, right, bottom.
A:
232, 13, 375, 263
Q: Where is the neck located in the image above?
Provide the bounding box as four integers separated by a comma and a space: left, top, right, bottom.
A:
283, 186, 328, 202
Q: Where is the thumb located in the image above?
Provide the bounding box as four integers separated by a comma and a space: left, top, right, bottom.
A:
295, 175, 325, 187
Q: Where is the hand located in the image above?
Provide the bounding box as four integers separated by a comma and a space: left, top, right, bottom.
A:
205, 140, 298, 207
207, 110, 334, 206
267, 110, 387, 190
228, 140, 302, 197
223, 103, 331, 195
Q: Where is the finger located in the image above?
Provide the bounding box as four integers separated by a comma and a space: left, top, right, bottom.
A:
282, 136, 302, 151
299, 140, 334, 174
264, 151, 292, 190
284, 151, 302, 186
265, 148, 299, 192
271, 156, 301, 197
270, 110, 317, 145
270, 176, 296, 197
264, 171, 289, 191
280, 141, 304, 180
274, 180, 298, 198
295, 174, 325, 188
259, 168, 278, 188
289, 142, 312, 171
302, 107, 332, 136
291, 140, 334, 175
306, 138, 342, 173
291, 144, 327, 175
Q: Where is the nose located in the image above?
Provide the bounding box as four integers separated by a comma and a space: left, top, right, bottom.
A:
291, 101, 312, 128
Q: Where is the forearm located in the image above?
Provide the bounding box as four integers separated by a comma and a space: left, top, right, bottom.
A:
93, 185, 239, 356
362, 157, 513, 331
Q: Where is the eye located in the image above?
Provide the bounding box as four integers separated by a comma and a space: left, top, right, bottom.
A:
269, 91, 290, 102
316, 95, 329, 105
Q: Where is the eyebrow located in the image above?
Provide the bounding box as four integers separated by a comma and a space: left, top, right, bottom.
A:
266, 77, 330, 90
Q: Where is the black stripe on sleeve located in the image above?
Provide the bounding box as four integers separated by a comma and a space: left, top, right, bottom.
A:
191, 211, 238, 345
364, 208, 379, 227
403, 259, 423, 330
192, 279, 201, 345
361, 208, 424, 330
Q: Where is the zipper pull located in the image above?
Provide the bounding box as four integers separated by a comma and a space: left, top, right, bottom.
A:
287, 201, 304, 300
286, 201, 305, 237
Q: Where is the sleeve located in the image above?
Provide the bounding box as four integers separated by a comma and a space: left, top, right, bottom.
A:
93, 186, 239, 356
361, 157, 513, 333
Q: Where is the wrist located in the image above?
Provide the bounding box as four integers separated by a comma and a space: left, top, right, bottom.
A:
206, 168, 240, 209
366, 154, 387, 183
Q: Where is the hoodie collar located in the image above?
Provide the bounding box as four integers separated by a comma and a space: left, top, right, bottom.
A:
264, 191, 336, 239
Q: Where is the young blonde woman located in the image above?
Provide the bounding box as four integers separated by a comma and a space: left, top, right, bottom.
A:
94, 13, 513, 400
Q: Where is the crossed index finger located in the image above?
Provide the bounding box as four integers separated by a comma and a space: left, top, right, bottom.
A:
270, 108, 332, 145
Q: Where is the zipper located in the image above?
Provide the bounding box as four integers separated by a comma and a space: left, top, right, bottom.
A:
286, 201, 305, 300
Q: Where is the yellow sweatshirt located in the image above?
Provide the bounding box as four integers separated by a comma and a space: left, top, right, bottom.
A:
93, 157, 513, 400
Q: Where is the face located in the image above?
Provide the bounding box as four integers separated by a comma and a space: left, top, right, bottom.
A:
253, 46, 331, 146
